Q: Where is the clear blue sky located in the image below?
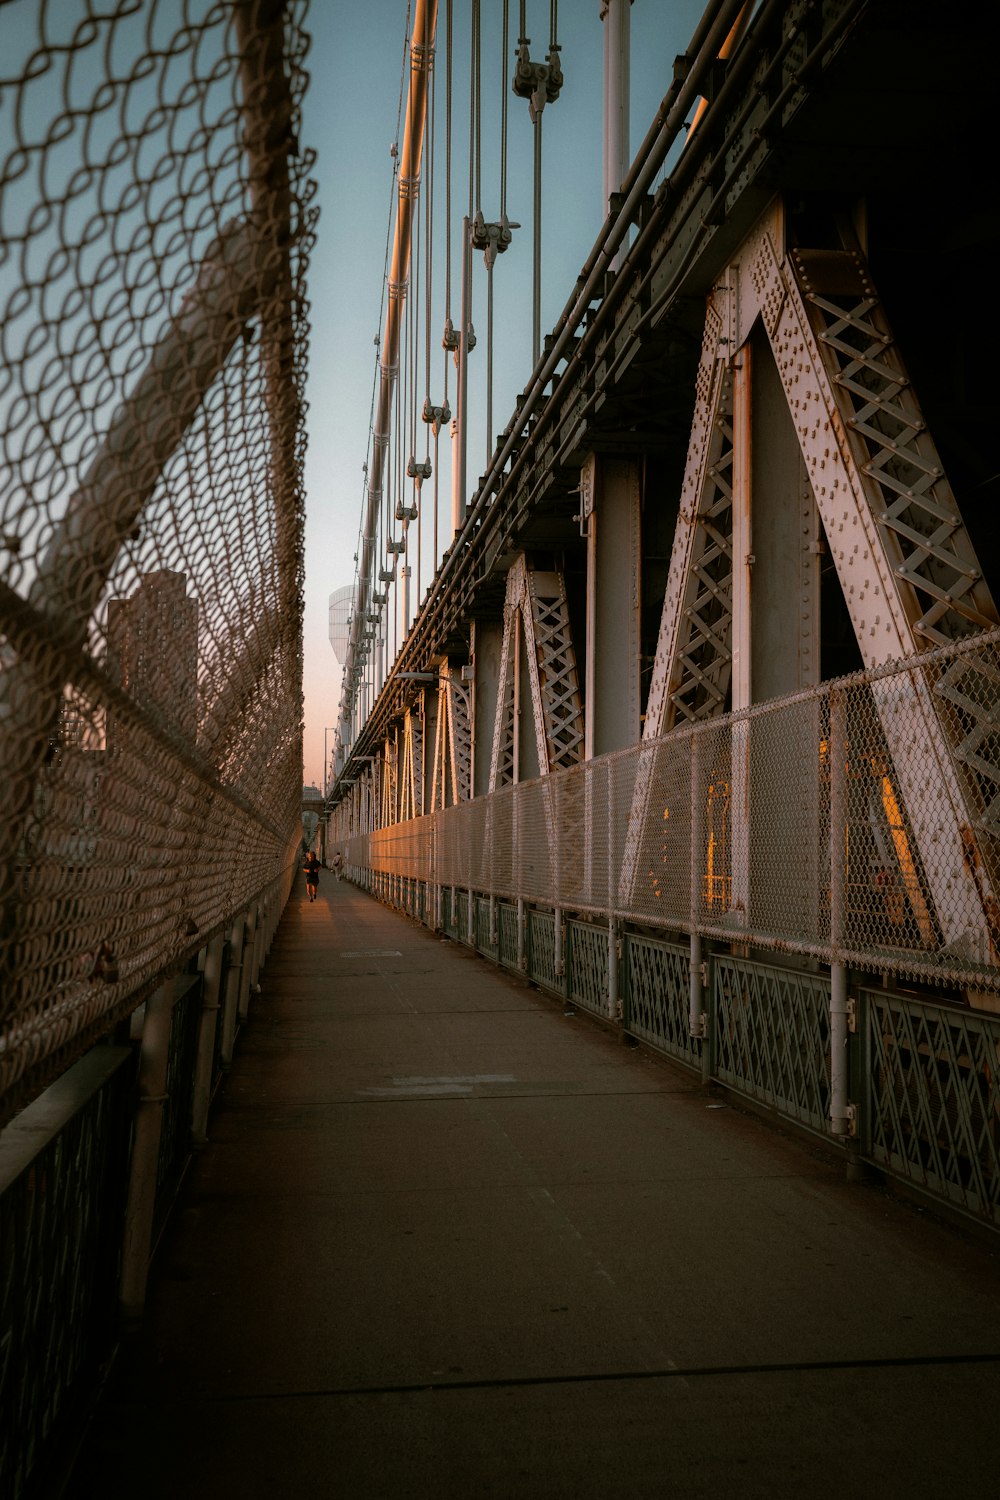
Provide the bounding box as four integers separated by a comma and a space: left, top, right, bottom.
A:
299, 0, 708, 789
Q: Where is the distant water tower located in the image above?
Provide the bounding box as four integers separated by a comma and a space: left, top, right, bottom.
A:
328, 585, 353, 676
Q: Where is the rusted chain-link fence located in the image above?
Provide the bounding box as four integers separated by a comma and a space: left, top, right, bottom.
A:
0, 1, 316, 1126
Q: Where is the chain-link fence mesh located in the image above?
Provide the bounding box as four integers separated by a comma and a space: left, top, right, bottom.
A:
344, 630, 1000, 993
0, 1, 316, 1126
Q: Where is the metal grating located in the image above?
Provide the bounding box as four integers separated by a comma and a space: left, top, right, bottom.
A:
528, 909, 558, 993
498, 902, 519, 968
567, 919, 609, 1017
0, 1053, 133, 1500
713, 955, 831, 1132
624, 934, 697, 1064
475, 896, 495, 954
863, 989, 1000, 1224
157, 976, 201, 1193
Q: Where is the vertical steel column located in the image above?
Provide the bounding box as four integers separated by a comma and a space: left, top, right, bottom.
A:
238, 910, 257, 1024
690, 727, 705, 1037
220, 916, 245, 1067
119, 980, 174, 1322
608, 918, 620, 1022
517, 896, 526, 971
191, 931, 226, 1146
829, 688, 852, 1136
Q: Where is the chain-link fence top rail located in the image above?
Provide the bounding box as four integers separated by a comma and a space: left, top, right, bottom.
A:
0, 0, 316, 1126
344, 630, 1000, 994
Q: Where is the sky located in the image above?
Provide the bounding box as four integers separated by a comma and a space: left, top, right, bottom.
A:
298, 0, 709, 791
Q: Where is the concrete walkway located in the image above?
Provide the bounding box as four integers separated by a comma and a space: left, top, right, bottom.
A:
72, 875, 1000, 1498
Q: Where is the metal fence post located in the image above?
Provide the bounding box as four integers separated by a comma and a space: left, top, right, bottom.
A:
120, 979, 174, 1323
700, 948, 716, 1086
237, 910, 256, 1024
829, 688, 853, 1138
191, 931, 226, 1146
690, 727, 708, 1058
553, 905, 564, 978
690, 930, 704, 1040
220, 916, 245, 1067
608, 917, 620, 1022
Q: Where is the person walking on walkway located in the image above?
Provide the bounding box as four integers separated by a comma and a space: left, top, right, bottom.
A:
330, 849, 344, 882
303, 849, 320, 902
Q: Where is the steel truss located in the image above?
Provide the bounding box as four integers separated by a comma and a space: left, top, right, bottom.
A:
488, 554, 584, 789
431, 662, 472, 810
634, 211, 998, 960
398, 698, 424, 822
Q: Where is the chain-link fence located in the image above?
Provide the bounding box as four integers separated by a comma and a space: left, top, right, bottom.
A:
0, 1, 316, 1128
342, 629, 1000, 995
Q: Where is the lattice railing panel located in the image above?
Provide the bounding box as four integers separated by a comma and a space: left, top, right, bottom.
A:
714, 956, 831, 1131
528, 909, 558, 992
864, 990, 1000, 1224
567, 919, 609, 1017
475, 896, 495, 954
624, 935, 696, 1064
0, 1053, 133, 1499
498, 902, 519, 968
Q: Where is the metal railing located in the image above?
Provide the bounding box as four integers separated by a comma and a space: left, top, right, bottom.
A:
0, 8, 313, 1493
0, 865, 290, 1500
339, 631, 1000, 1233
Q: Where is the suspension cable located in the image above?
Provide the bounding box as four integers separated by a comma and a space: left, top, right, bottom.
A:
468, 0, 477, 218
444, 0, 453, 326
532, 110, 542, 367
501, 0, 509, 220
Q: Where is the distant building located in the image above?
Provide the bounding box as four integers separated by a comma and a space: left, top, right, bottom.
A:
106, 569, 198, 750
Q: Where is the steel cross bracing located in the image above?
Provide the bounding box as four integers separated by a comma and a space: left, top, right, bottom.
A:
430, 663, 472, 810
777, 244, 995, 652
643, 302, 735, 739
399, 700, 424, 822
488, 554, 584, 789
381, 736, 398, 828
628, 212, 999, 959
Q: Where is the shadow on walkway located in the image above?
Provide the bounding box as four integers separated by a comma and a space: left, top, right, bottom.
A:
70, 876, 1000, 1498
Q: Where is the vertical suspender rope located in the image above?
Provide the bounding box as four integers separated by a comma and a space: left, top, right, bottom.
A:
421, 26, 435, 610
501, 0, 510, 222
532, 110, 542, 368
513, 2, 562, 369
